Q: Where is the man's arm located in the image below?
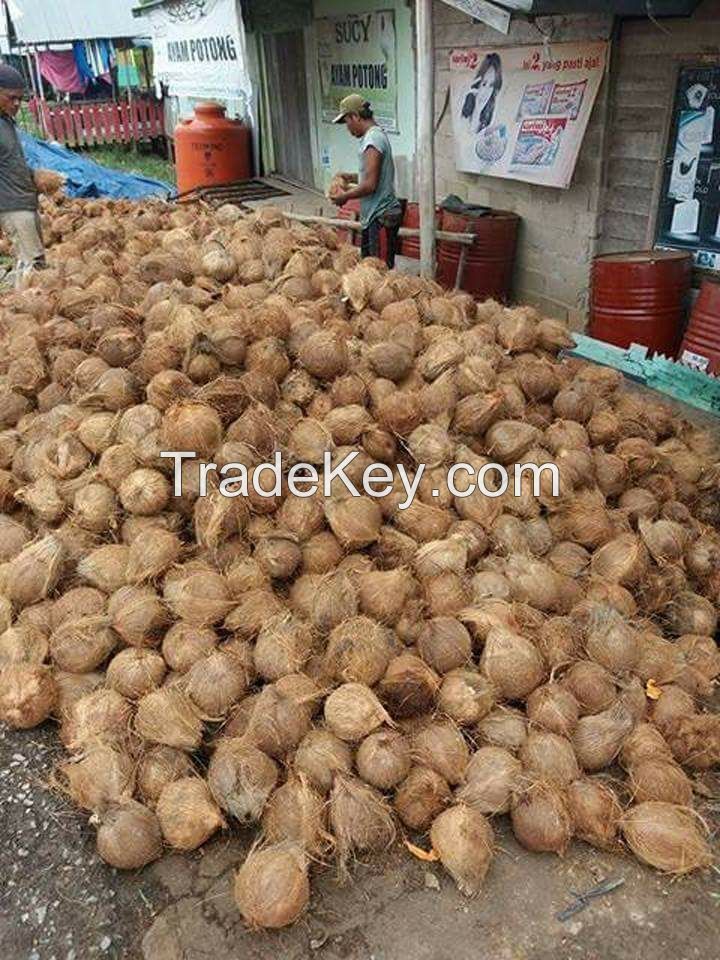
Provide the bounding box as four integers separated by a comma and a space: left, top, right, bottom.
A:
332, 147, 382, 205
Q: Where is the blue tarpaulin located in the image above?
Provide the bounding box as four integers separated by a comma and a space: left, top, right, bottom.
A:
19, 129, 173, 200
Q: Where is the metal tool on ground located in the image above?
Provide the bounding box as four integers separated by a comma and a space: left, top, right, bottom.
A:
556, 877, 626, 922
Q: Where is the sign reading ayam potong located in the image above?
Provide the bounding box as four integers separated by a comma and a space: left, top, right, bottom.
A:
145, 0, 251, 102
317, 10, 398, 131
449, 41, 608, 189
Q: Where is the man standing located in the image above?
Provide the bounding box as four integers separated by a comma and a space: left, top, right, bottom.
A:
0, 64, 45, 285
331, 93, 403, 268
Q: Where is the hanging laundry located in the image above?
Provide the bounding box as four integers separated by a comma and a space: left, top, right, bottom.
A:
37, 50, 86, 94
116, 49, 139, 88
72, 41, 94, 86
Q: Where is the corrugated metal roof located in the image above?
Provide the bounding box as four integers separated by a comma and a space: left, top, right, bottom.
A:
10, 0, 148, 44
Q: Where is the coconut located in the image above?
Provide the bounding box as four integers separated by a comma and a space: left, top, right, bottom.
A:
379, 654, 439, 719
414, 539, 468, 580
162, 623, 217, 673
298, 330, 348, 380
430, 804, 494, 897
567, 778, 622, 850
262, 776, 327, 855
184, 650, 248, 717
651, 685, 697, 731
254, 534, 302, 580
411, 720, 469, 786
207, 739, 279, 822
330, 773, 395, 870
0, 514, 31, 562
244, 686, 311, 759
77, 543, 129, 593
358, 568, 416, 624
95, 800, 163, 870
664, 714, 720, 770
118, 468, 170, 516
308, 573, 358, 633
325, 616, 392, 685
59, 743, 134, 812
456, 746, 521, 815
510, 781, 572, 855
253, 613, 312, 683
583, 606, 640, 675
480, 627, 545, 702
0, 622, 47, 666
526, 683, 579, 738
572, 700, 634, 772
620, 723, 672, 769
324, 682, 391, 742
106, 585, 168, 648
377, 391, 423, 435
629, 758, 693, 806
416, 617, 472, 675
676, 634, 720, 685
476, 707, 528, 753
225, 588, 285, 638
164, 565, 232, 626
234, 842, 310, 930
156, 776, 224, 851
126, 529, 182, 583
324, 496, 382, 549
293, 729, 353, 795
137, 745, 194, 806
485, 420, 539, 464
519, 731, 580, 786
665, 591, 717, 638
394, 765, 451, 831
49, 615, 117, 673
561, 662, 616, 716
437, 669, 496, 726
621, 802, 711, 874
106, 648, 167, 699
135, 687, 203, 751
5, 535, 64, 610
0, 663, 56, 728
161, 402, 223, 458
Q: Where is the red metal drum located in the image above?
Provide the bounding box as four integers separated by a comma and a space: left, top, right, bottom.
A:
174, 102, 252, 194
679, 278, 720, 373
436, 209, 519, 302
399, 201, 420, 259
589, 249, 693, 357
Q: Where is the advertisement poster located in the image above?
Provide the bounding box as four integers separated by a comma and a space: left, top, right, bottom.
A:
655, 65, 720, 272
145, 0, 250, 103
317, 11, 397, 131
449, 41, 607, 189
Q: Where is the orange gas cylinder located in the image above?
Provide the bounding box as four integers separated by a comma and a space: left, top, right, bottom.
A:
174, 101, 252, 194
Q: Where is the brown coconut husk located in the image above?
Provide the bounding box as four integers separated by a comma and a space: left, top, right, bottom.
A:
412, 720, 470, 786
324, 682, 391, 742
476, 707, 528, 753
156, 776, 225, 850
330, 773, 395, 873
621, 802, 712, 874
620, 723, 673, 770
572, 700, 634, 772
234, 842, 310, 930
510, 780, 572, 855
519, 731, 580, 786
208, 739, 279, 822
561, 661, 617, 716
379, 654, 440, 719
58, 742, 134, 812
526, 683, 579, 737
430, 804, 494, 897
261, 775, 328, 856
456, 746, 521, 815
135, 687, 203, 751
629, 757, 694, 806
480, 626, 546, 702
325, 616, 392, 686
437, 669, 496, 727
137, 745, 194, 807
394, 765, 451, 832
567, 777, 622, 850
293, 729, 353, 795
664, 714, 720, 770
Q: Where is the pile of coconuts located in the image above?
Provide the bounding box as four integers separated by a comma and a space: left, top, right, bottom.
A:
0, 190, 718, 930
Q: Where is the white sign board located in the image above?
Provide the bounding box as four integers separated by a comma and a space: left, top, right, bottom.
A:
439, 0, 510, 35
449, 41, 608, 189
145, 0, 251, 104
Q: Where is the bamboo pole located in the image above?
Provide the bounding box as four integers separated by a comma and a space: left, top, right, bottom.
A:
283, 210, 475, 246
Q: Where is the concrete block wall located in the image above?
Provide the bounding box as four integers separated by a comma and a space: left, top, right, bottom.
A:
599, 0, 720, 256
432, 3, 613, 324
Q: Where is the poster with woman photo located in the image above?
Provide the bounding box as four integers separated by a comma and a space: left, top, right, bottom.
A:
449, 41, 607, 189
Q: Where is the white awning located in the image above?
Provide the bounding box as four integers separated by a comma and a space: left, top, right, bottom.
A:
10, 0, 148, 44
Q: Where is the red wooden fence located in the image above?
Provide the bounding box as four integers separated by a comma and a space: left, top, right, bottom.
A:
28, 97, 165, 147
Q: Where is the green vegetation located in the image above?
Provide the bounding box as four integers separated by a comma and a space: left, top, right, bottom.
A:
81, 144, 176, 185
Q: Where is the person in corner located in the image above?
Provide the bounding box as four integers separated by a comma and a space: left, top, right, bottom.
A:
330, 93, 404, 268
0, 64, 46, 286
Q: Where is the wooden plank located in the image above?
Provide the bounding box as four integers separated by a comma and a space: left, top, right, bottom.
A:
136, 98, 148, 138
92, 103, 105, 144
104, 102, 119, 143
129, 99, 140, 142
119, 100, 130, 143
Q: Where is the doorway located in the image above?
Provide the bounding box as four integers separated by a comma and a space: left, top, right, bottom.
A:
261, 31, 315, 187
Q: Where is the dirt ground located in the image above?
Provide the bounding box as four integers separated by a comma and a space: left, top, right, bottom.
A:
1, 721, 719, 960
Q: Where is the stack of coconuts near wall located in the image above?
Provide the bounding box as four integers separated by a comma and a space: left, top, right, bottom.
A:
0, 191, 718, 930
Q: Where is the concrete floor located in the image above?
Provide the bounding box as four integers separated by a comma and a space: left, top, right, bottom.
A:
2, 721, 718, 960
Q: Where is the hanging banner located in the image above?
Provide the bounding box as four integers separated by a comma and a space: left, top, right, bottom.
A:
449, 41, 607, 189
317, 10, 398, 131
143, 0, 251, 105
